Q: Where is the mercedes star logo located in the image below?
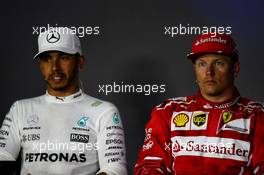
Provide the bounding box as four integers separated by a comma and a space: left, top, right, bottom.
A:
27, 114, 39, 126
46, 30, 60, 43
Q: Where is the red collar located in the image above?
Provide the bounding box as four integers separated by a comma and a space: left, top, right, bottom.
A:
195, 88, 241, 109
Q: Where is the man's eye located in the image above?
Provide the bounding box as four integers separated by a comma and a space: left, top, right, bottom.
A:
60, 55, 71, 60
197, 62, 206, 67
215, 61, 224, 66
39, 56, 51, 62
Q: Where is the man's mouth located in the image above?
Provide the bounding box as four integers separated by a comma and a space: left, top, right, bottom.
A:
49, 74, 65, 82
204, 80, 217, 84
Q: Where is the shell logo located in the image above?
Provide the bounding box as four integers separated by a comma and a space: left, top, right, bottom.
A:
173, 113, 189, 127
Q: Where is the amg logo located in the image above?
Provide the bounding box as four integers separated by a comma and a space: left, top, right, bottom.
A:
70, 133, 89, 143
23, 127, 41, 130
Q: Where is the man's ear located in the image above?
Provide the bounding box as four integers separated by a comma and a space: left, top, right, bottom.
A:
233, 62, 240, 77
77, 56, 85, 70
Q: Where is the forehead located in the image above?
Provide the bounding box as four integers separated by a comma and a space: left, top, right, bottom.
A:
195, 54, 231, 63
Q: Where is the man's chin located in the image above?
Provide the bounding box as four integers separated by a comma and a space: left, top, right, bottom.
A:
200, 87, 220, 96
204, 90, 222, 97
48, 84, 68, 92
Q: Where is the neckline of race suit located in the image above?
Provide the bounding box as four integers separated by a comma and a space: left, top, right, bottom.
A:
196, 87, 241, 109
45, 89, 84, 103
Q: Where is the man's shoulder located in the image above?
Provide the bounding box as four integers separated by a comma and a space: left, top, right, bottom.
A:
239, 97, 264, 112
155, 94, 196, 110
13, 95, 45, 106
82, 93, 117, 111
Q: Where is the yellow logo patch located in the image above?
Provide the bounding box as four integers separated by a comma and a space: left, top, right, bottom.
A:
173, 113, 189, 127
222, 111, 233, 123
193, 113, 207, 127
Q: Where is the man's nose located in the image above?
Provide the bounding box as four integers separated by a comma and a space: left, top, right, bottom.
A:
51, 57, 61, 71
206, 64, 215, 76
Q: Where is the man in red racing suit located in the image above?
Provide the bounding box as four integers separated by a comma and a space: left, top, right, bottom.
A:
134, 33, 264, 175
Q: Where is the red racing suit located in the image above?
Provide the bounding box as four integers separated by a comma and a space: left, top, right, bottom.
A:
134, 89, 264, 175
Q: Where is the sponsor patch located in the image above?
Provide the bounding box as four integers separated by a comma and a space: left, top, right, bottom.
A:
171, 136, 250, 162
27, 114, 39, 126
0, 142, 6, 148
173, 113, 190, 127
70, 133, 89, 143
0, 130, 9, 136
23, 126, 41, 130
106, 133, 123, 137
218, 118, 250, 134
144, 128, 152, 142
143, 141, 154, 151
222, 111, 233, 123
105, 152, 120, 157
25, 153, 86, 163
191, 111, 209, 130
91, 101, 102, 107
195, 37, 227, 46
112, 113, 120, 125
22, 134, 40, 143
77, 116, 88, 127
2, 123, 11, 128
106, 126, 123, 130
5, 117, 12, 123
171, 111, 208, 131
106, 139, 123, 145
193, 113, 206, 127
72, 127, 90, 132
107, 157, 121, 163
107, 146, 123, 150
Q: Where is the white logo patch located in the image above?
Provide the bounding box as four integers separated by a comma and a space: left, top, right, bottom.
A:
171, 136, 250, 162
219, 118, 250, 134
